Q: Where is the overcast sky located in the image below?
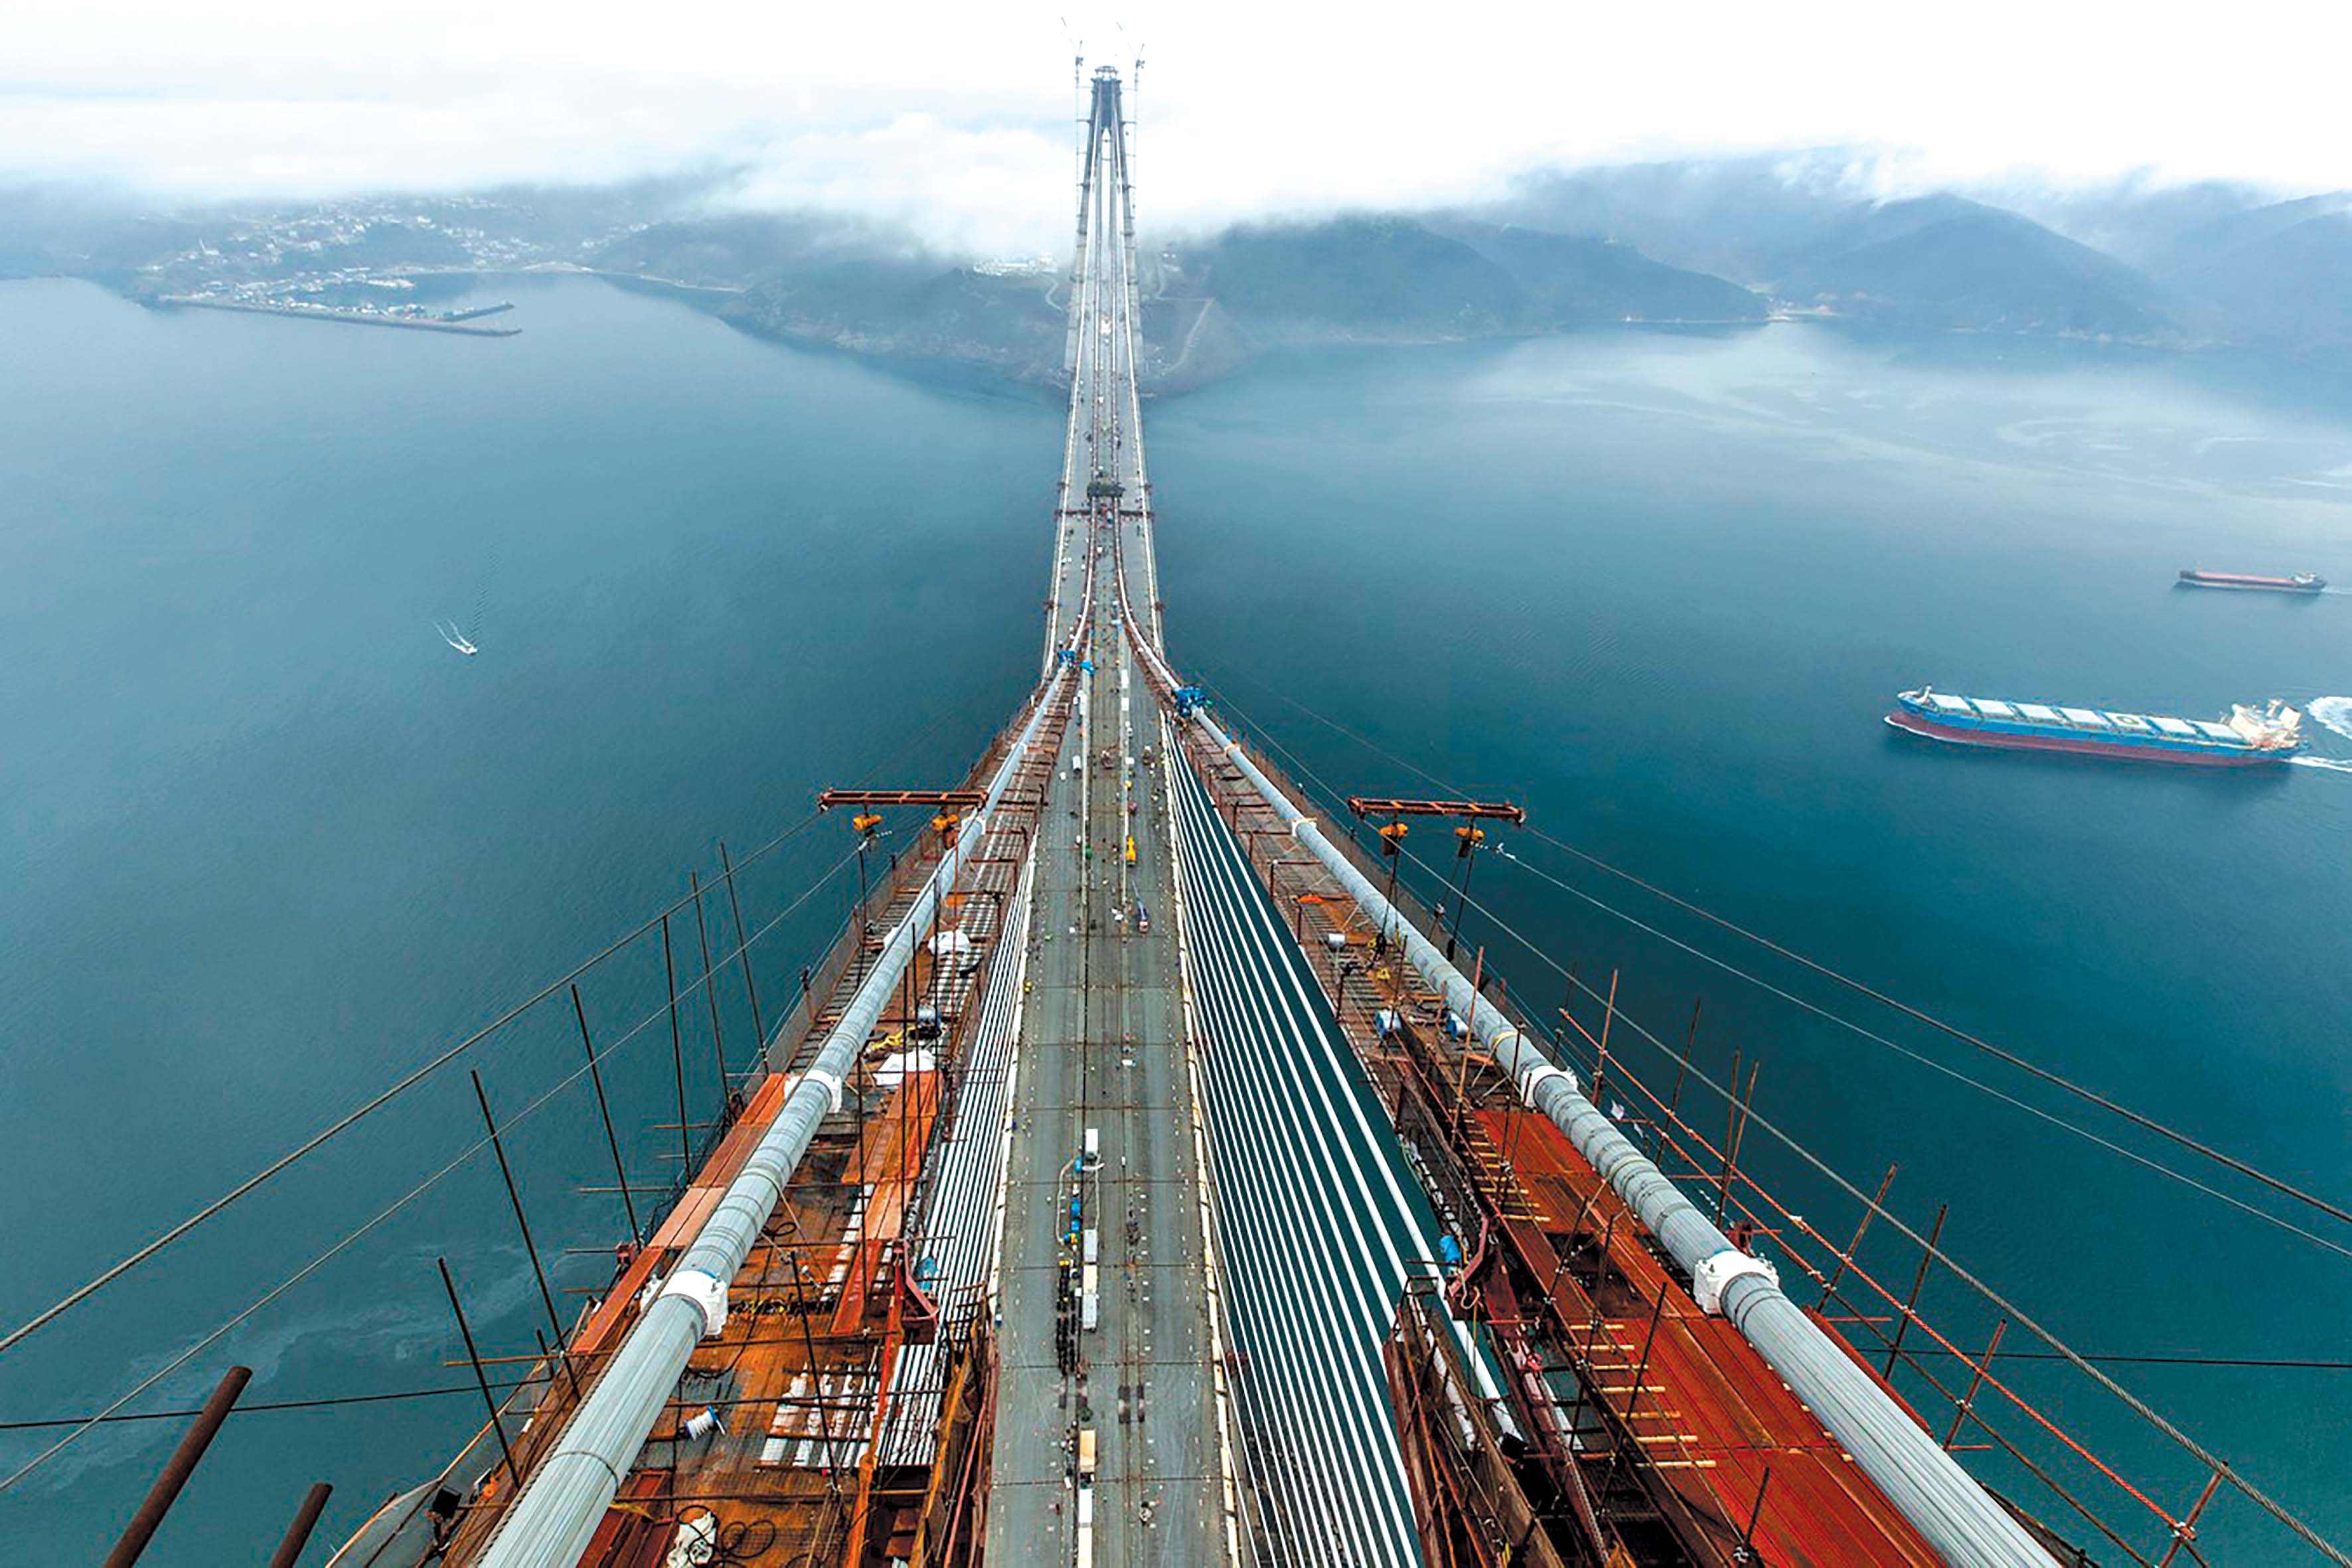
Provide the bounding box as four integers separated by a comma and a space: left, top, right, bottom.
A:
7, 1, 2348, 252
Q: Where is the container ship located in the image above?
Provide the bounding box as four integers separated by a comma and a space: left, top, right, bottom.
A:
1889, 687, 2306, 765
2177, 568, 2326, 593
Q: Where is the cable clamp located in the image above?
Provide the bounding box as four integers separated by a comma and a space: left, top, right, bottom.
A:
1520, 1062, 1579, 1108
1692, 1249, 1778, 1316
800, 1067, 844, 1115
658, 1267, 731, 1340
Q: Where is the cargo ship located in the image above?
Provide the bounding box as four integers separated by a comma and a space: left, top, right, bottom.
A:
1889, 687, 2306, 765
2177, 568, 2326, 593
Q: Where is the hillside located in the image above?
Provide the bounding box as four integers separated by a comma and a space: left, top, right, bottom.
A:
1440, 222, 1766, 323
1783, 204, 2175, 338
1176, 213, 1764, 346
1492, 155, 1864, 284
2169, 206, 2352, 351
15, 159, 2348, 383
1183, 216, 1526, 340
720, 260, 1067, 377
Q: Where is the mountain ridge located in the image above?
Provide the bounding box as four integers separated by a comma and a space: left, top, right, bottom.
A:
8, 155, 2349, 384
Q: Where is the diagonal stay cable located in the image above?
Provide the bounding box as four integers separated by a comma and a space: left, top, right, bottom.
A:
0, 835, 866, 1494
0, 807, 834, 1364
1454, 838, 2352, 1265
0, 1130, 491, 1494
0, 1372, 554, 1431
1210, 688, 2349, 1561
1470, 859, 2352, 1563
1204, 668, 2352, 1234
1220, 686, 2352, 1264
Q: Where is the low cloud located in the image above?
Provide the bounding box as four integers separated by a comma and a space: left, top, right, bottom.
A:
5, 1, 2346, 252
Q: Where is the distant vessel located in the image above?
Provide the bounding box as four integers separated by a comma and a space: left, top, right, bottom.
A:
1889, 688, 2305, 765
435, 621, 479, 657
2177, 568, 2325, 593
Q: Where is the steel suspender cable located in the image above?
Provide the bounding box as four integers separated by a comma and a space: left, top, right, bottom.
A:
1452, 842, 2352, 1261
1514, 823, 2352, 1229
1208, 690, 2351, 1565
1205, 673, 2352, 1236
0, 839, 866, 1494
0, 810, 856, 1364
1235, 697, 2352, 1261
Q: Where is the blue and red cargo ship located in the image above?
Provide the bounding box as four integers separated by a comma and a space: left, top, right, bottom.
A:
1888, 688, 2306, 765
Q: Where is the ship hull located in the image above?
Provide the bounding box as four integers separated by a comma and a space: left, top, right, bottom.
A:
2177, 572, 2325, 594
1885, 710, 2290, 766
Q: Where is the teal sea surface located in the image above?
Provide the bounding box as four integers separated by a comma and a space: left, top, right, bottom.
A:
1, 275, 2348, 1559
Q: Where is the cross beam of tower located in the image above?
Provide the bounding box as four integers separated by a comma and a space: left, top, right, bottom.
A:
1346, 797, 1529, 824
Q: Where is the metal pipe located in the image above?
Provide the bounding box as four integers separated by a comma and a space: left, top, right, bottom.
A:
266, 1480, 333, 1568
1820, 1161, 1898, 1310
1121, 615, 2058, 1568
439, 1259, 519, 1492
1946, 1319, 2009, 1449
690, 870, 731, 1109
473, 1070, 580, 1398
572, 984, 640, 1247
104, 1364, 250, 1566
475, 627, 1086, 1567
1888, 1203, 1950, 1379
718, 840, 767, 1052
663, 914, 688, 1179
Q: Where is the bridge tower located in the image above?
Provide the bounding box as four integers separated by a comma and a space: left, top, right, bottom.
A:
1064, 65, 1142, 378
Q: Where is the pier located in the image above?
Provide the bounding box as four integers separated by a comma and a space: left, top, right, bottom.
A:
157, 295, 521, 336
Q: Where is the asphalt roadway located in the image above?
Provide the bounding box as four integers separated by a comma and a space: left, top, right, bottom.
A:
986, 552, 1224, 1566
986, 95, 1225, 1568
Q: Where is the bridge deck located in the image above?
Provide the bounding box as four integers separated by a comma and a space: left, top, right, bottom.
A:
985, 67, 1228, 1568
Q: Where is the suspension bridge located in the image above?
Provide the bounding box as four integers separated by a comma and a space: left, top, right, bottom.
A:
9, 64, 2350, 1568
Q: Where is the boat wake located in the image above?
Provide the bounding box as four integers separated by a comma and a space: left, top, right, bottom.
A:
2308, 696, 2352, 740
2288, 755, 2352, 774
434, 620, 479, 657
